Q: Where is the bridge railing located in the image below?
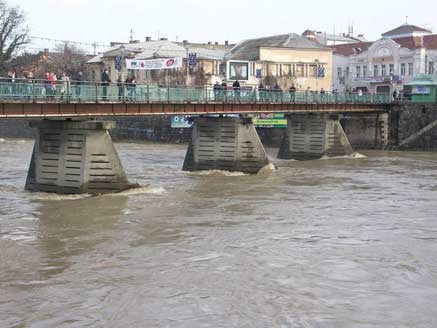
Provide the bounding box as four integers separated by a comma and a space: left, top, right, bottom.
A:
0, 78, 392, 104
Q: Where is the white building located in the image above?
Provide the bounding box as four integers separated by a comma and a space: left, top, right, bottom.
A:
331, 24, 437, 94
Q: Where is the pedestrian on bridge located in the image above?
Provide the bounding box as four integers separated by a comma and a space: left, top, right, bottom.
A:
101, 69, 111, 100
258, 82, 265, 102
73, 71, 84, 100
288, 84, 296, 102
273, 83, 282, 102
213, 81, 221, 101
221, 79, 227, 102
233, 79, 241, 102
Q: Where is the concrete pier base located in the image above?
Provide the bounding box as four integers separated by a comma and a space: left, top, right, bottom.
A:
278, 113, 354, 160
183, 116, 270, 173
25, 120, 129, 194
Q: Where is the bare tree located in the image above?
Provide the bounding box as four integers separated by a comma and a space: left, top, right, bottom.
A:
0, 1, 30, 68
50, 42, 88, 74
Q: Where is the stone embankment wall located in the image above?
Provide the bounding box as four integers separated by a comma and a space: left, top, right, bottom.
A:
389, 103, 437, 150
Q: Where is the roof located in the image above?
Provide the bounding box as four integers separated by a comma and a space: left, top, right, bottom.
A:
135, 40, 186, 59
228, 33, 329, 61
330, 41, 373, 56
382, 24, 432, 37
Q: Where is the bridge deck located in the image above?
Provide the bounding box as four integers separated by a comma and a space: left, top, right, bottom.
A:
0, 101, 388, 118
0, 81, 390, 118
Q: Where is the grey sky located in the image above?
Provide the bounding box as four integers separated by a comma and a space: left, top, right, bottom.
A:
10, 0, 437, 54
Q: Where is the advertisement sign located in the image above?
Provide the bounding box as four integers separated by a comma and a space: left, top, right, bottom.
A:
252, 113, 287, 128
229, 61, 249, 80
412, 86, 431, 95
126, 58, 183, 70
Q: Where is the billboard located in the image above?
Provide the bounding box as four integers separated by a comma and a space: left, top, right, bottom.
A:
229, 61, 249, 80
126, 58, 183, 70
252, 113, 287, 128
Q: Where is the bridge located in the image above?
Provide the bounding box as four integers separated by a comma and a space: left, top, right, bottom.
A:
0, 80, 391, 195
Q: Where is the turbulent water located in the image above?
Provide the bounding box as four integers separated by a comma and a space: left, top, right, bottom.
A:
1, 138, 437, 328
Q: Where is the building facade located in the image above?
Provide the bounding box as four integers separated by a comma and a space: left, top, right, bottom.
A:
331, 24, 437, 94
225, 33, 333, 91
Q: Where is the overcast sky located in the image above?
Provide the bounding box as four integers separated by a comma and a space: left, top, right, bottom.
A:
10, 0, 437, 54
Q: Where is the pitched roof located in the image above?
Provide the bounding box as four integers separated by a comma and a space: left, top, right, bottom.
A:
382, 24, 432, 37
392, 35, 437, 49
228, 33, 329, 61
330, 42, 372, 56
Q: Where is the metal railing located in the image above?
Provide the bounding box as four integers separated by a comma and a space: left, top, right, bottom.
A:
0, 78, 393, 104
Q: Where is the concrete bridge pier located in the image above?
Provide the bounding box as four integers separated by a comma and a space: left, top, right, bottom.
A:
183, 116, 270, 173
25, 120, 130, 194
278, 113, 354, 160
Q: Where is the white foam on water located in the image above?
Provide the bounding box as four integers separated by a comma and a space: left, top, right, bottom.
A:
257, 163, 277, 175
30, 192, 92, 201
0, 138, 5, 143
105, 185, 166, 197
320, 152, 367, 160
188, 170, 247, 177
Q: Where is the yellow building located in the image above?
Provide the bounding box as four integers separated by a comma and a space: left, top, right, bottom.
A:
225, 33, 333, 91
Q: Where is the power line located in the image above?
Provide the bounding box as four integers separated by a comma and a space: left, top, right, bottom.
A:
30, 36, 111, 48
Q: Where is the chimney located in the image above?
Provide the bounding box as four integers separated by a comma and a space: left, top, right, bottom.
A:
357, 34, 364, 38
145, 36, 151, 42
43, 48, 49, 57
215, 41, 218, 45
160, 38, 168, 41
225, 40, 229, 45
183, 40, 188, 44
207, 41, 212, 45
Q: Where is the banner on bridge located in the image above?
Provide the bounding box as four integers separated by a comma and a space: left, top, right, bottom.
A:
126, 58, 183, 70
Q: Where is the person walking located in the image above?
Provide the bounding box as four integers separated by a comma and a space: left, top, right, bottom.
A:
101, 68, 111, 100
232, 79, 240, 102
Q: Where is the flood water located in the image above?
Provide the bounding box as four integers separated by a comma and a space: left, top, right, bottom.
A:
1, 138, 437, 328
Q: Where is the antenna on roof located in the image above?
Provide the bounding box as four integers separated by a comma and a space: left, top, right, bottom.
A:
129, 28, 134, 42
405, 16, 409, 25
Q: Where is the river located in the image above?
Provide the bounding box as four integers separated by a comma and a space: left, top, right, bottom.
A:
0, 138, 437, 328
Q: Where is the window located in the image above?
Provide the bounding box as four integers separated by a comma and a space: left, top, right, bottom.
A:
356, 66, 361, 78
429, 62, 435, 74
346, 67, 350, 77
400, 63, 406, 76
296, 64, 304, 77
363, 66, 367, 77
309, 64, 317, 77
373, 65, 378, 76
337, 67, 342, 78
389, 64, 394, 75
381, 65, 386, 76
408, 63, 414, 75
